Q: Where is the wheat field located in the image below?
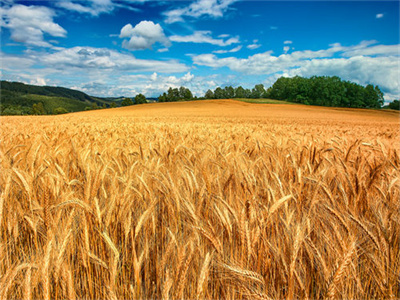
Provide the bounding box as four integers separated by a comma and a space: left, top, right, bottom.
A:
0, 100, 399, 299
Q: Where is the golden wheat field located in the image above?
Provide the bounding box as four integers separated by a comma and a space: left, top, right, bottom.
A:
0, 99, 399, 299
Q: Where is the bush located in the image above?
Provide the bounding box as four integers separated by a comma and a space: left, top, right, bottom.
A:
53, 107, 69, 114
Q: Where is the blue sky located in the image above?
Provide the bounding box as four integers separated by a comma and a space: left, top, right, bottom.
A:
1, 0, 399, 100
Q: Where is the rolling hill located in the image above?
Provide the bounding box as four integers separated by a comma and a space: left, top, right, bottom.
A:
0, 81, 118, 115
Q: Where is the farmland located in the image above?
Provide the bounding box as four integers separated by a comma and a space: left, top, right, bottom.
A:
0, 99, 399, 299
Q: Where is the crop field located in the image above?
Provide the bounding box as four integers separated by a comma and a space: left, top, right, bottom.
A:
0, 99, 399, 299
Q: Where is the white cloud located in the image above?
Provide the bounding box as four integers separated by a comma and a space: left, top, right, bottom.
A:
376, 13, 384, 19
119, 21, 170, 50
342, 44, 399, 57
283, 46, 290, 54
182, 72, 195, 82
247, 39, 261, 50
57, 0, 114, 16
192, 41, 400, 100
41, 46, 187, 72
150, 72, 158, 81
0, 4, 66, 47
1, 46, 193, 97
164, 0, 237, 23
284, 40, 293, 44
218, 34, 230, 38
247, 45, 260, 50
57, 0, 147, 15
170, 31, 239, 46
213, 45, 242, 54
1, 46, 189, 89
30, 77, 47, 86
111, 72, 201, 97
74, 71, 222, 98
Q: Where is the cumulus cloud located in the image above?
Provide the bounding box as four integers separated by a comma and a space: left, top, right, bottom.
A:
1, 46, 193, 97
170, 31, 239, 46
376, 13, 384, 19
192, 41, 400, 100
164, 0, 237, 23
1, 46, 188, 82
0, 4, 67, 47
284, 40, 293, 44
39, 46, 187, 72
119, 21, 170, 50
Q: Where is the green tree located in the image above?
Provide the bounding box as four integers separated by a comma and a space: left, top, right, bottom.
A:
135, 94, 147, 104
388, 100, 399, 110
205, 89, 214, 99
110, 102, 117, 108
121, 98, 133, 106
178, 87, 193, 100
251, 84, 266, 98
158, 93, 167, 102
183, 87, 193, 100
214, 87, 225, 99
167, 87, 179, 102
32, 102, 46, 115
224, 86, 235, 98
234, 86, 246, 98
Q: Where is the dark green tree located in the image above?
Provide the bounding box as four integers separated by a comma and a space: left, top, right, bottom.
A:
388, 100, 399, 110
214, 87, 225, 99
205, 89, 214, 99
167, 88, 179, 102
158, 93, 167, 102
234, 86, 246, 98
135, 94, 147, 104
121, 98, 133, 106
179, 87, 193, 100
224, 86, 235, 98
32, 102, 46, 115
250, 84, 266, 98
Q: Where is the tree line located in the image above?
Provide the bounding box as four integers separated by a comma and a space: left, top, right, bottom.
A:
268, 76, 384, 108
157, 76, 389, 109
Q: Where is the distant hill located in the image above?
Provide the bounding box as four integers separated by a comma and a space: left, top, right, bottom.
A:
0, 81, 113, 115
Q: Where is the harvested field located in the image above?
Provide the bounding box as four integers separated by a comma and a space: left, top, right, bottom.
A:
1, 100, 399, 299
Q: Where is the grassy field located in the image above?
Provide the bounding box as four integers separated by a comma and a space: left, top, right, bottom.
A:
0, 99, 399, 299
